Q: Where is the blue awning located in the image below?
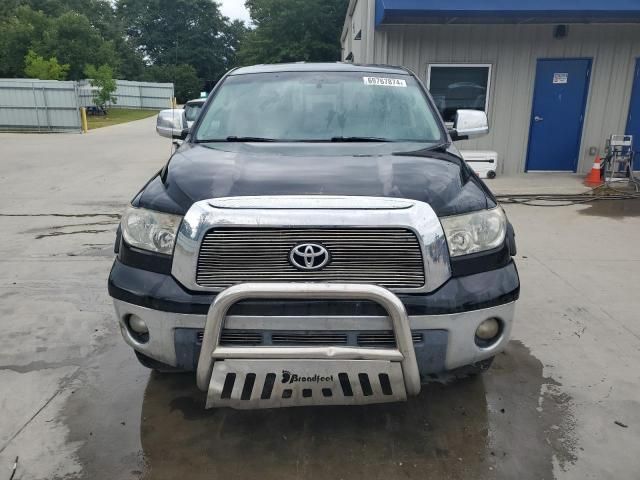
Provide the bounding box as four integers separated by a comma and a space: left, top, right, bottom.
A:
375, 0, 640, 26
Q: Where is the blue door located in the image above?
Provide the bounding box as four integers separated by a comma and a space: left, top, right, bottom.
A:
526, 59, 592, 171
626, 59, 640, 170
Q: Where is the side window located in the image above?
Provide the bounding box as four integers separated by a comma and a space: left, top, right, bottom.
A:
427, 64, 491, 124
185, 104, 202, 122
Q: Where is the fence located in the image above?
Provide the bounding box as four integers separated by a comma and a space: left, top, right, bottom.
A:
0, 79, 82, 133
0, 78, 174, 133
78, 80, 175, 110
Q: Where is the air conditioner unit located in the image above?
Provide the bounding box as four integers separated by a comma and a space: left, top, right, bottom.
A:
460, 150, 498, 179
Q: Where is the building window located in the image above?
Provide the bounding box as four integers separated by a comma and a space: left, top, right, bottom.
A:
427, 64, 492, 124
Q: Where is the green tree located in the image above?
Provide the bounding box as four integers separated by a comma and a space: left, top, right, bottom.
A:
117, 0, 246, 84
84, 64, 117, 110
239, 0, 348, 65
41, 12, 120, 79
142, 64, 202, 103
24, 49, 70, 79
0, 0, 242, 87
0, 6, 51, 78
224, 19, 248, 69
0, 0, 20, 18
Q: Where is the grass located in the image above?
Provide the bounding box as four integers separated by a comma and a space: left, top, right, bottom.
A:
86, 108, 159, 130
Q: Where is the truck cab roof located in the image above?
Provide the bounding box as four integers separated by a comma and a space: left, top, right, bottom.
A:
229, 62, 413, 76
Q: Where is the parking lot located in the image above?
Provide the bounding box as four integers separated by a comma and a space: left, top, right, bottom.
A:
1, 117, 639, 480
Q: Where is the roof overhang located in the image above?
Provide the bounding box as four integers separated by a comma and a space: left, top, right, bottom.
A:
375, 0, 640, 26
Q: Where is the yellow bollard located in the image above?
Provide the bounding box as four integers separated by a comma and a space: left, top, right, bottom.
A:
80, 107, 88, 133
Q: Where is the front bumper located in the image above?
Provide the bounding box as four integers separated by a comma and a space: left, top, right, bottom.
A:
109, 258, 518, 407
113, 295, 516, 378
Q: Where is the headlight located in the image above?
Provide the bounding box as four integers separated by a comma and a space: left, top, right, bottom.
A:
441, 207, 507, 257
121, 207, 182, 255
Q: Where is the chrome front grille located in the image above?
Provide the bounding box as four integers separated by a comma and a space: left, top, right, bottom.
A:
196, 228, 425, 289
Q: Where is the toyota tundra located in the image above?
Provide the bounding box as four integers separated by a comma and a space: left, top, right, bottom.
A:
108, 63, 519, 409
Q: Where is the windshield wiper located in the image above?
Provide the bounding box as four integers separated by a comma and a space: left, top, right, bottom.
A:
419, 142, 451, 152
195, 136, 278, 143
330, 136, 392, 143
225, 136, 277, 142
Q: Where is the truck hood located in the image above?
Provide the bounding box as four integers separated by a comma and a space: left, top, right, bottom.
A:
134, 143, 495, 217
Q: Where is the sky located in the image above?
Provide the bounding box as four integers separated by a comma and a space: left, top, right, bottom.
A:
219, 0, 251, 23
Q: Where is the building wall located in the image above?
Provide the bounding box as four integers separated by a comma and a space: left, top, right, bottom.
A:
342, 0, 377, 65
352, 23, 640, 174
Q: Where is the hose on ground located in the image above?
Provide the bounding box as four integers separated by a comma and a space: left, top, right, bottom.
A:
496, 177, 640, 207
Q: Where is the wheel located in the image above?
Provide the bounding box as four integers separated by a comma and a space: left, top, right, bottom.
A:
487, 171, 497, 179
134, 351, 183, 373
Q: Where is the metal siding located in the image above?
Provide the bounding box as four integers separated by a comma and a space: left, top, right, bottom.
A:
343, 0, 378, 64
0, 79, 81, 133
373, 24, 640, 174
78, 80, 174, 110
1, 79, 173, 133
342, 1, 363, 62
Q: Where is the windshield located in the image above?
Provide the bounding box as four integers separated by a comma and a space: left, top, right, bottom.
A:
195, 71, 444, 143
185, 103, 203, 122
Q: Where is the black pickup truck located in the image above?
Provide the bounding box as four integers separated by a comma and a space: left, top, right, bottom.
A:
109, 63, 519, 409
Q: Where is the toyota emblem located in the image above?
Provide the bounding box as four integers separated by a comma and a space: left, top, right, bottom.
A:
289, 243, 330, 271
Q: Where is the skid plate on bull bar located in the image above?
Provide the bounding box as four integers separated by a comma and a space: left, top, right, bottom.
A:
207, 359, 407, 409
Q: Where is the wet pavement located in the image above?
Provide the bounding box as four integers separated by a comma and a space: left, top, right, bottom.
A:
1, 118, 639, 479
61, 340, 572, 480
579, 195, 640, 218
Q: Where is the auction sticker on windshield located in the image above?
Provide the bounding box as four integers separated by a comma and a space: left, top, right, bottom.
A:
363, 77, 407, 87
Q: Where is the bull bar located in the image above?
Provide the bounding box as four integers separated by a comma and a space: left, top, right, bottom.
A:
196, 283, 422, 397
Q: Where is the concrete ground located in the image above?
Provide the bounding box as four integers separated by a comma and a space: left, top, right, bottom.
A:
488, 173, 592, 195
0, 117, 639, 480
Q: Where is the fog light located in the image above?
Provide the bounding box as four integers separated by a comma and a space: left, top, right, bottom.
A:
129, 315, 149, 335
476, 318, 501, 341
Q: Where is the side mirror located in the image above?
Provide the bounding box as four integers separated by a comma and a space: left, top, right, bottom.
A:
450, 110, 489, 141
156, 109, 189, 140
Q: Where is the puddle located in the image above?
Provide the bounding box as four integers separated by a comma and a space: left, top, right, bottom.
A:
579, 199, 640, 218
59, 340, 577, 480
140, 374, 494, 479
140, 341, 575, 479
484, 341, 577, 478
